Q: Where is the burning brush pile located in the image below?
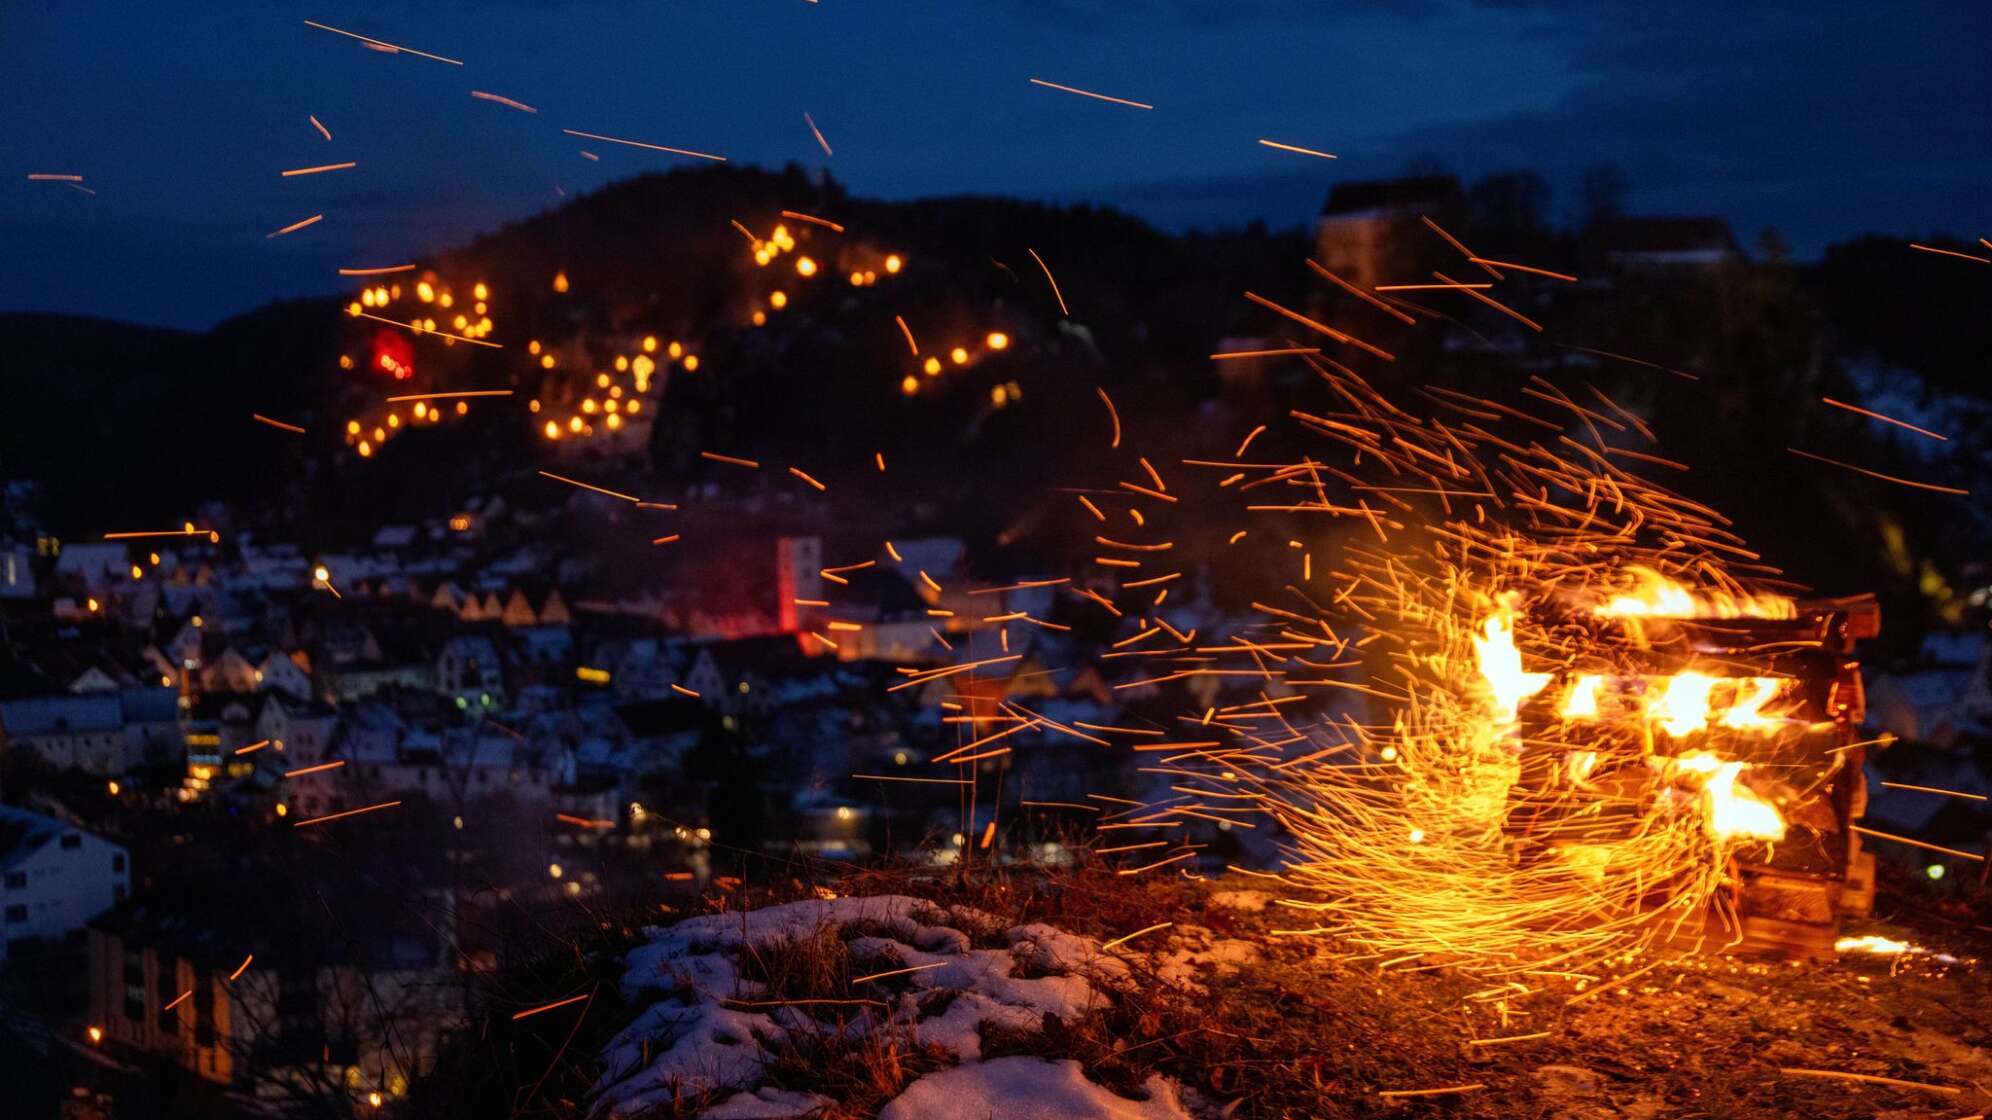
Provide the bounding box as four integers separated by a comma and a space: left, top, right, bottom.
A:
1101, 360, 1886, 975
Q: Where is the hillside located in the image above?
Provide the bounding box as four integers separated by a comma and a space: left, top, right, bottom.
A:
1, 167, 1988, 628
0, 166, 1306, 554
414, 865, 1992, 1119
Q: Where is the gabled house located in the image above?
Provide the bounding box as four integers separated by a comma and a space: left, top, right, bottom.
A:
1, 805, 128, 959
1314, 175, 1466, 292
0, 693, 131, 774
69, 666, 125, 693
429, 581, 467, 615
257, 648, 314, 700
435, 634, 505, 708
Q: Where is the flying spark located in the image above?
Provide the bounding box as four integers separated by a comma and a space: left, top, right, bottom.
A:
280, 161, 356, 177
560, 129, 726, 162
803, 112, 833, 156
301, 19, 463, 65
291, 800, 402, 827
1256, 138, 1336, 159
265, 214, 323, 239
1027, 77, 1154, 110
471, 90, 538, 113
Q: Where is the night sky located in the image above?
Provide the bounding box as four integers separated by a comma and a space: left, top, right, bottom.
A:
4, 1, 1987, 330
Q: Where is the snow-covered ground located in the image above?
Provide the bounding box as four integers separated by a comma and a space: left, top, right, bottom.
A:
590, 894, 1200, 1119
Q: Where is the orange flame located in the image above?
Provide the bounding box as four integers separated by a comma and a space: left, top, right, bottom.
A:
1667, 751, 1786, 842
1472, 602, 1551, 727
1598, 566, 1795, 620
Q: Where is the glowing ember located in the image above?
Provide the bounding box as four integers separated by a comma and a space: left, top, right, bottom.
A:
1834, 934, 1911, 956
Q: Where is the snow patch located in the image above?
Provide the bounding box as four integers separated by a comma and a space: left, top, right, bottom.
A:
699, 1087, 832, 1119
592, 896, 1161, 1118
1153, 926, 1262, 990
878, 1056, 1193, 1120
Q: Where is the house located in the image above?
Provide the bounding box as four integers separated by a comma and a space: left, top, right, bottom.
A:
501, 588, 540, 627
255, 693, 340, 772
1595, 216, 1739, 271
512, 623, 573, 668
257, 648, 315, 700
53, 542, 130, 597
496, 585, 572, 629
435, 634, 505, 708
0, 805, 128, 959
0, 693, 132, 774
179, 694, 264, 790
537, 587, 572, 625
1866, 631, 1992, 748
805, 567, 944, 664
429, 581, 467, 615
69, 666, 126, 693
87, 876, 460, 1097
322, 623, 432, 701
446, 494, 506, 540
1314, 175, 1466, 292
201, 646, 261, 693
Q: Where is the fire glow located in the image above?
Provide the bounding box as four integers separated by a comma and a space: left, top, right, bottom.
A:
1071, 351, 1857, 975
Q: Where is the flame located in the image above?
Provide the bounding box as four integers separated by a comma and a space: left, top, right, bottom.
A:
1718, 677, 1786, 731
1472, 603, 1551, 726
1834, 934, 1911, 956
1645, 673, 1791, 737
1551, 668, 1793, 737
1649, 672, 1721, 738
1667, 751, 1786, 842
1599, 566, 1795, 620
1559, 674, 1602, 719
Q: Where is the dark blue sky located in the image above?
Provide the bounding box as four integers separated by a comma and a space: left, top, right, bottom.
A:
4, 1, 1986, 329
